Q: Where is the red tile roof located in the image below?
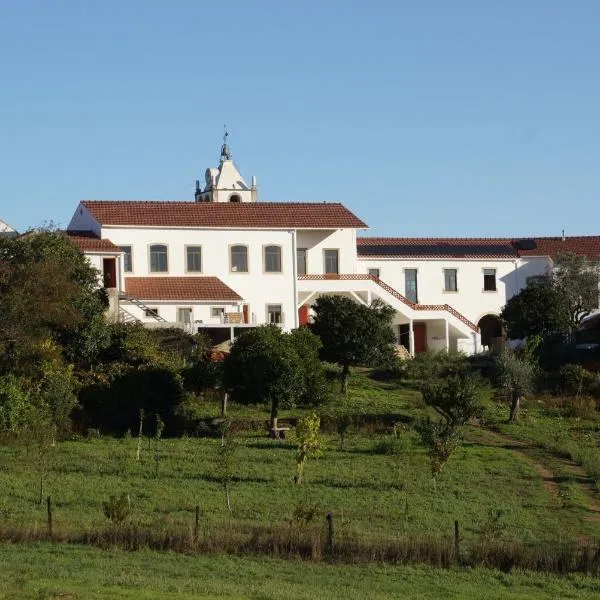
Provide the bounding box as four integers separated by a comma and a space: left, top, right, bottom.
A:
124, 277, 243, 302
357, 236, 600, 259
81, 200, 368, 229
66, 230, 121, 253
515, 236, 600, 259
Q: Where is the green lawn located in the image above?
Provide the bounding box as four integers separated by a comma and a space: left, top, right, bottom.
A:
1, 542, 599, 600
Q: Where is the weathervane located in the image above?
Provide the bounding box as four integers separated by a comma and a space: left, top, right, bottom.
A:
220, 124, 232, 160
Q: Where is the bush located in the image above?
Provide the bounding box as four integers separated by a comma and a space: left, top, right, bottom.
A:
558, 364, 595, 397
405, 351, 470, 383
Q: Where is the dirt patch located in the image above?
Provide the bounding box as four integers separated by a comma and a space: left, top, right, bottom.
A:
466, 428, 600, 521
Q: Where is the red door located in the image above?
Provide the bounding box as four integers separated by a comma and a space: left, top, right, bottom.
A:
298, 305, 309, 327
102, 258, 117, 289
242, 304, 249, 324
413, 322, 427, 353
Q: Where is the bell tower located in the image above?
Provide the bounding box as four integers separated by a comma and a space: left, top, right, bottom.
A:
195, 128, 258, 203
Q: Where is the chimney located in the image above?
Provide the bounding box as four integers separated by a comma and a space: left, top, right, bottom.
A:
562, 229, 565, 242
194, 179, 202, 202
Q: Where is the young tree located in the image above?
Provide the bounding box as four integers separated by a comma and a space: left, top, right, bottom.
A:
496, 351, 535, 422
501, 279, 570, 340
294, 411, 323, 484
416, 373, 482, 482
553, 252, 600, 330
309, 296, 396, 393
223, 326, 305, 434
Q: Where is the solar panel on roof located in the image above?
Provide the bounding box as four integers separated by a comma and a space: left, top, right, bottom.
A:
357, 243, 516, 257
515, 239, 537, 250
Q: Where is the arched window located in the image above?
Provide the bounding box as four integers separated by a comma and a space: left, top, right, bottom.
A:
264, 245, 282, 273
149, 244, 168, 272
229, 194, 242, 203
230, 245, 248, 272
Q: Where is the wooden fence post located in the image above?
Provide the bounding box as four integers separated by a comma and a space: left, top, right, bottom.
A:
326, 513, 334, 555
47, 496, 53, 537
454, 520, 460, 562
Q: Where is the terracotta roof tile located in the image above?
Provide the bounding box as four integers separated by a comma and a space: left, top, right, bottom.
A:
515, 236, 600, 259
66, 230, 121, 253
124, 277, 243, 302
81, 200, 368, 229
357, 236, 600, 259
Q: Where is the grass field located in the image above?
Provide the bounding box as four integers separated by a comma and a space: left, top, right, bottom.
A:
1, 542, 600, 600
2, 371, 600, 597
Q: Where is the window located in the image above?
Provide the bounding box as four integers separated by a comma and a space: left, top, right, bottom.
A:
368, 268, 380, 278
444, 268, 458, 292
211, 307, 225, 320
177, 307, 192, 323
229, 194, 241, 203
121, 246, 132, 273
267, 304, 283, 324
264, 245, 282, 273
297, 248, 307, 276
144, 307, 159, 318
483, 268, 497, 291
324, 249, 339, 274
149, 244, 168, 272
230, 245, 248, 272
405, 269, 418, 302
186, 246, 202, 272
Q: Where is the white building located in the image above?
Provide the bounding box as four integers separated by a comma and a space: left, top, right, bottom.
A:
65, 139, 600, 355
0, 219, 18, 238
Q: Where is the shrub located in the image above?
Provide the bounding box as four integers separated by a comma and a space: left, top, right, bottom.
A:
405, 351, 470, 383
102, 493, 131, 525
558, 364, 595, 397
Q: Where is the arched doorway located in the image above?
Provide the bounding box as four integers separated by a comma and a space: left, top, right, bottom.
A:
478, 314, 503, 351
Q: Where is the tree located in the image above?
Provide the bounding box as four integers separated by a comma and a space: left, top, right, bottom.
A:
294, 411, 323, 484
0, 230, 109, 372
553, 252, 600, 330
496, 351, 535, 422
309, 296, 396, 393
501, 279, 570, 340
223, 326, 305, 434
416, 373, 482, 482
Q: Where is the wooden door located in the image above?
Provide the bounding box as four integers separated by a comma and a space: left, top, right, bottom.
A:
242, 304, 249, 324
298, 305, 309, 327
102, 258, 116, 289
413, 322, 427, 353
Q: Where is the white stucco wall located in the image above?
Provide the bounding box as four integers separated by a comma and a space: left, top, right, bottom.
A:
296, 229, 357, 274
102, 226, 298, 329
68, 204, 102, 235
358, 256, 552, 326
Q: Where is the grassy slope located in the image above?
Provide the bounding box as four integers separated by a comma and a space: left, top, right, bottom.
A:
1, 543, 600, 600
1, 372, 599, 543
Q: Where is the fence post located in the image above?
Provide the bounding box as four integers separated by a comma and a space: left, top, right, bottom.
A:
326, 513, 334, 555
47, 496, 53, 537
194, 505, 200, 546
454, 520, 460, 562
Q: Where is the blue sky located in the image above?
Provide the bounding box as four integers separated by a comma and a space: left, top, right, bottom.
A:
1, 1, 599, 237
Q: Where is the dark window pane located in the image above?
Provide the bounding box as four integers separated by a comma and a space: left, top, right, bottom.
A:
405, 269, 418, 302
324, 250, 339, 274
483, 268, 496, 291
231, 245, 248, 272
150, 245, 168, 272
264, 246, 282, 272
297, 248, 307, 275
187, 246, 202, 272
444, 269, 457, 292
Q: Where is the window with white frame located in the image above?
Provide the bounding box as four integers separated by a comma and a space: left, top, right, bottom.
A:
121, 246, 132, 273
444, 268, 458, 292
368, 268, 380, 278
324, 249, 339, 274
149, 244, 168, 272
177, 307, 192, 323
144, 307, 159, 318
405, 269, 418, 302
264, 245, 282, 273
186, 246, 202, 272
483, 268, 497, 291
230, 245, 248, 272
267, 304, 283, 324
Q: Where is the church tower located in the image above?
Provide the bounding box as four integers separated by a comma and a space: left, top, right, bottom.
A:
195, 129, 257, 203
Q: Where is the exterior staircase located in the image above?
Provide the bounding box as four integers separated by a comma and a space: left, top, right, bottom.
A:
118, 291, 167, 322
